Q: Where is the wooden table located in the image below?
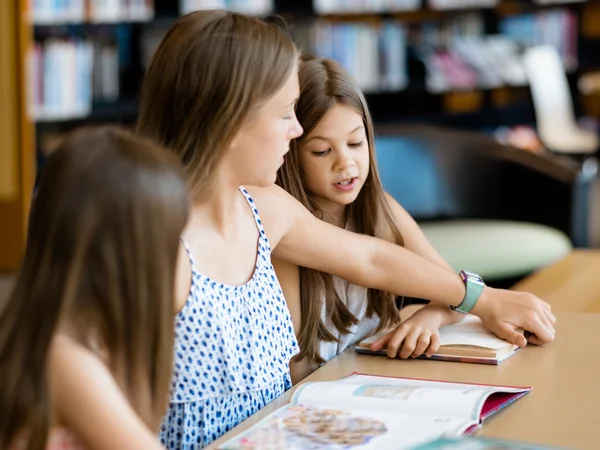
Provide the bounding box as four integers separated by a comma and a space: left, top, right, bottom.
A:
208, 251, 600, 449
513, 250, 600, 313
208, 312, 599, 450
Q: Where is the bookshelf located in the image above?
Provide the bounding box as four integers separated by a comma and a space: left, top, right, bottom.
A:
28, 1, 597, 130
3, 0, 600, 270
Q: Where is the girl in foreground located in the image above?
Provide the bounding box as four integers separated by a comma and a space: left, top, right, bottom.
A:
0, 127, 189, 450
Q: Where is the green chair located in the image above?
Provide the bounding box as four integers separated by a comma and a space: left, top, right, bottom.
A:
419, 220, 571, 281
374, 125, 590, 283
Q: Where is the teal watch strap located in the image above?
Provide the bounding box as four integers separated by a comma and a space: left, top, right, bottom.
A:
452, 270, 485, 314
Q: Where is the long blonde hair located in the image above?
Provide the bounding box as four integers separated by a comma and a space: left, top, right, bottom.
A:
0, 126, 189, 449
136, 9, 298, 198
277, 56, 404, 366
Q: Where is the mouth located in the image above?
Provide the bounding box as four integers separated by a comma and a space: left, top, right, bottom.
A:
334, 177, 358, 192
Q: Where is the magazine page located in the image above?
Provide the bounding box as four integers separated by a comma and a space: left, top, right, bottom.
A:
218, 403, 475, 450
291, 374, 529, 422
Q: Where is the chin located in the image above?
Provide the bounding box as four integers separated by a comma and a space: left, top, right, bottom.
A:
336, 190, 361, 203
247, 175, 277, 188
340, 196, 359, 206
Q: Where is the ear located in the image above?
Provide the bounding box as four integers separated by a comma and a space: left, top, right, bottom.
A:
229, 133, 239, 151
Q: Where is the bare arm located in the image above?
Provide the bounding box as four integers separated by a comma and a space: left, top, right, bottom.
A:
383, 193, 464, 325
250, 185, 555, 346
256, 185, 467, 306
174, 241, 192, 313
272, 257, 318, 384
50, 336, 165, 450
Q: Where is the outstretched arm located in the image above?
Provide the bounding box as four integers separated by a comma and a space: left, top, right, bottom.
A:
251, 185, 555, 347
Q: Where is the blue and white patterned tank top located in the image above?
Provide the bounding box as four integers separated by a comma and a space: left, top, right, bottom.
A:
160, 187, 299, 449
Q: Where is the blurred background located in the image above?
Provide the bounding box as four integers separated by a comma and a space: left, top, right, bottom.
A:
3, 0, 600, 300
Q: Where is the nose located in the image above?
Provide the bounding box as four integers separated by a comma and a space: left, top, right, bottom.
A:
334, 147, 355, 171
289, 115, 303, 140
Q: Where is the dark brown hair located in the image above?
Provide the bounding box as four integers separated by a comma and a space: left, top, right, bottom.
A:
277, 56, 404, 366
136, 9, 298, 199
0, 126, 189, 449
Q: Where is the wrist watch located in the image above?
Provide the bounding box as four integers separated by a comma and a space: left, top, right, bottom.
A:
451, 270, 485, 314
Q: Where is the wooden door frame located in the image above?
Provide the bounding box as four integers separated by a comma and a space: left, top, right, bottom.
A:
0, 0, 35, 272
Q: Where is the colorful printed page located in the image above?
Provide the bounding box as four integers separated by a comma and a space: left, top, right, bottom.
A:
219, 403, 476, 450
291, 374, 530, 424
218, 374, 530, 450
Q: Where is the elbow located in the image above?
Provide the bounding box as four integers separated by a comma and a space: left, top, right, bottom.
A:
363, 242, 383, 290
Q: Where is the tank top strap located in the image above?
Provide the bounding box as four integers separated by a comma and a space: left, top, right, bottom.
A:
238, 186, 267, 238
180, 237, 197, 270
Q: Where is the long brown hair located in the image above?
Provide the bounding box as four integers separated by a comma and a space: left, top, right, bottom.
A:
136, 9, 298, 199
277, 55, 404, 366
0, 126, 189, 450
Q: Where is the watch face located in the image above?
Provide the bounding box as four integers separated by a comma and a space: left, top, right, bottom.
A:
461, 270, 484, 284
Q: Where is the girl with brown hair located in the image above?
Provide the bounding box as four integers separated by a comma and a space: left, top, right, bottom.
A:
275, 55, 465, 381
0, 126, 189, 450
136, 9, 555, 449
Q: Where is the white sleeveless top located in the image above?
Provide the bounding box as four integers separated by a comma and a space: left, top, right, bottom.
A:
160, 187, 298, 449
318, 276, 380, 363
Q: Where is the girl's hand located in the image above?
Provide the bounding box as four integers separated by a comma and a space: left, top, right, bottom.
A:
471, 286, 556, 347
370, 305, 458, 359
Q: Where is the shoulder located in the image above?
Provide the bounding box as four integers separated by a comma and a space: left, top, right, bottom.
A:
49, 335, 164, 450
381, 191, 419, 231
49, 335, 113, 398
383, 192, 405, 220
373, 192, 405, 239
244, 184, 297, 207
50, 334, 107, 372
48, 335, 114, 427
244, 185, 308, 248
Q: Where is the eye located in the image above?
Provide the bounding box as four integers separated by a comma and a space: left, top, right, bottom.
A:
311, 149, 331, 156
348, 140, 365, 148
283, 110, 297, 121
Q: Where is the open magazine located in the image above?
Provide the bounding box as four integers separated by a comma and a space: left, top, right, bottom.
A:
218, 373, 531, 450
356, 315, 520, 365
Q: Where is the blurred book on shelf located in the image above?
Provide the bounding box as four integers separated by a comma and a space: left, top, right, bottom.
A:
312, 0, 421, 14
499, 9, 578, 71
29, 0, 154, 25
179, 0, 274, 15
428, 0, 499, 10
27, 35, 121, 122
27, 39, 94, 121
